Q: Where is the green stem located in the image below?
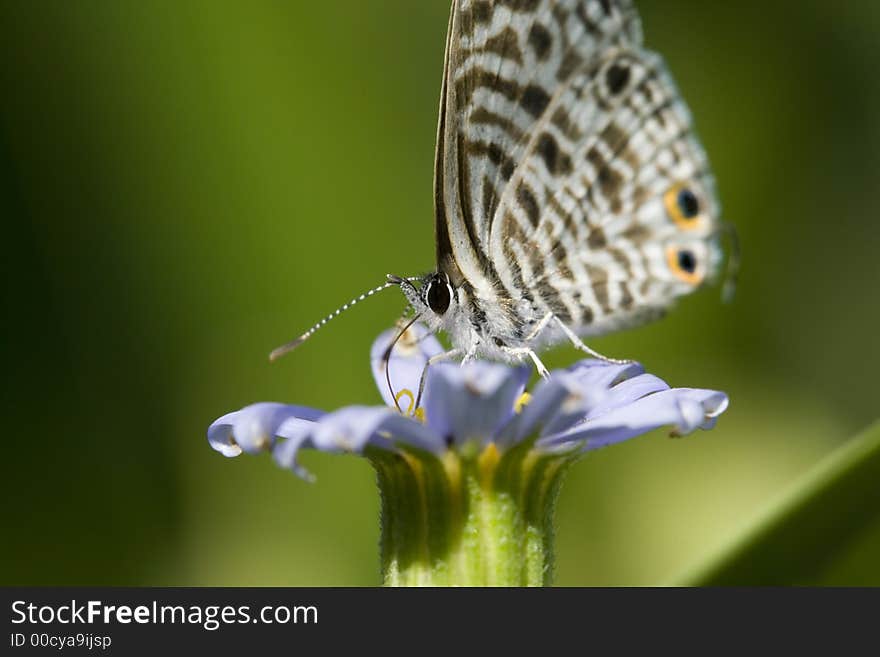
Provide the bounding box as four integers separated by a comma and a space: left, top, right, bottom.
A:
370, 443, 571, 587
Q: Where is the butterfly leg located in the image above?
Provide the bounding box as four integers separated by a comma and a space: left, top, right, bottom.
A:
460, 341, 480, 366
499, 345, 551, 379
415, 349, 463, 409
524, 312, 555, 342
553, 316, 635, 365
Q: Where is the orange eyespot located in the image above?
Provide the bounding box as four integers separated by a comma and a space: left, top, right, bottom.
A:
664, 183, 703, 230
666, 245, 704, 285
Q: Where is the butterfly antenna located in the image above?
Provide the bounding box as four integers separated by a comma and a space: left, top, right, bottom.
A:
381, 314, 422, 412
269, 278, 401, 362
720, 222, 740, 303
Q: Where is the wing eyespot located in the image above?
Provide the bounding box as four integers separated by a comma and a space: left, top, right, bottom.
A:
666, 245, 704, 285
664, 183, 704, 230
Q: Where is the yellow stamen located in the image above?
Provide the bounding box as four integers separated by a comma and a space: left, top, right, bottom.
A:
394, 389, 416, 416
394, 388, 426, 422
514, 392, 532, 414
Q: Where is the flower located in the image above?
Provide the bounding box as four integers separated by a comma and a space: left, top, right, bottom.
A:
207, 324, 729, 585
209, 324, 727, 476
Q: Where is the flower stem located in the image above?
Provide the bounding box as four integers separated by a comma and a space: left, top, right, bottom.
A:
371, 443, 571, 586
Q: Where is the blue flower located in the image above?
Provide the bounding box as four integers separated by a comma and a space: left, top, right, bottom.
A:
207, 324, 728, 480
207, 324, 728, 586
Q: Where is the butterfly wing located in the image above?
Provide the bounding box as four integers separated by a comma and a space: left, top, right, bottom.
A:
435, 0, 723, 340
489, 43, 723, 336
434, 0, 641, 292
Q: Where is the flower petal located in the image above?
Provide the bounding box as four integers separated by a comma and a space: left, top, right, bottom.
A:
207, 402, 324, 456
272, 419, 318, 482
423, 360, 530, 447
370, 323, 444, 409
565, 359, 646, 391
538, 388, 729, 452
207, 411, 243, 457
532, 360, 651, 437
496, 374, 581, 447
498, 361, 663, 444
311, 405, 444, 455
580, 373, 670, 421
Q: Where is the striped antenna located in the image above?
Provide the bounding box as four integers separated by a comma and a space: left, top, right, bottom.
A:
269, 277, 404, 362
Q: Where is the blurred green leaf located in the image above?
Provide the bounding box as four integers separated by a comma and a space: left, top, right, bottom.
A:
676, 420, 880, 585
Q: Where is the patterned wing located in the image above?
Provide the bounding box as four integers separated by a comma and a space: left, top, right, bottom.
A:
434, 0, 642, 290
435, 0, 724, 341
488, 36, 723, 336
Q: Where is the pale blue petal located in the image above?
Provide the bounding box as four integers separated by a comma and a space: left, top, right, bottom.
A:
370, 323, 444, 409
496, 374, 583, 447
311, 405, 444, 455
537, 371, 613, 438
565, 359, 645, 390
499, 364, 664, 444
207, 402, 324, 456
581, 373, 670, 420
539, 388, 729, 452
272, 420, 317, 481
534, 361, 651, 437
424, 361, 530, 447
207, 411, 243, 457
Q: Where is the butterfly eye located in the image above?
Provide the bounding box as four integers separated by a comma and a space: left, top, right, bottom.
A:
664, 183, 702, 229
666, 246, 703, 285
426, 278, 452, 315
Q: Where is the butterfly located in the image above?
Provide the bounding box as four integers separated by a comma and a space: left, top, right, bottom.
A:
272, 0, 735, 384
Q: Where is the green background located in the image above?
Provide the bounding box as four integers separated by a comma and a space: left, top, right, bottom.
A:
1, 0, 878, 585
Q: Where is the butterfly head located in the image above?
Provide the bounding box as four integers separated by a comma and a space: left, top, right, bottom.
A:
389, 272, 458, 326
423, 272, 456, 316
